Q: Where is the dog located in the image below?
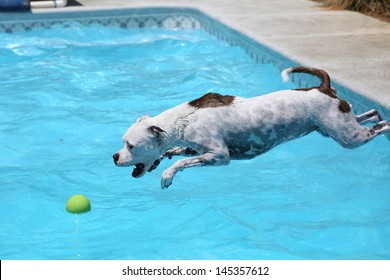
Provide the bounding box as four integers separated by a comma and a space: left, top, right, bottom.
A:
113, 66, 389, 189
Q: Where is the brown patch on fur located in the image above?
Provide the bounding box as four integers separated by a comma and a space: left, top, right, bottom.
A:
338, 100, 351, 113
189, 92, 235, 109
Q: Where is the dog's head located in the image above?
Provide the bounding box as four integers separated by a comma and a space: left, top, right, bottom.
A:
113, 115, 165, 178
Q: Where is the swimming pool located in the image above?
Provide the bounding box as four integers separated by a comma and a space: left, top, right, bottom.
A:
0, 8, 389, 260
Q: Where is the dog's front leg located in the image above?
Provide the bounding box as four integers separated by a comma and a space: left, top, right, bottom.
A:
162, 147, 199, 159
161, 152, 230, 189
147, 147, 199, 173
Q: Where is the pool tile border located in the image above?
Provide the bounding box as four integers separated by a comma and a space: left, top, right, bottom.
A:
0, 8, 203, 32
1, 7, 388, 118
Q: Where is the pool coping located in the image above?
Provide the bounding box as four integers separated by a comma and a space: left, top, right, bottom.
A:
1, 4, 389, 119
25, 0, 390, 110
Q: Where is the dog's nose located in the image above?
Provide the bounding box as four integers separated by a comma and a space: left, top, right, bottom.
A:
113, 153, 120, 163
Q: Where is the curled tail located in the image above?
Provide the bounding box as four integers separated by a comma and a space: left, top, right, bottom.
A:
282, 66, 332, 90
282, 66, 351, 113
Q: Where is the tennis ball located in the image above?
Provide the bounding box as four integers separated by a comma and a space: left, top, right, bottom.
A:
66, 194, 91, 214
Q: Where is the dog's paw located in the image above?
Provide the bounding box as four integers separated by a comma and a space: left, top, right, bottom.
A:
161, 177, 173, 189
161, 169, 175, 189
161, 176, 173, 189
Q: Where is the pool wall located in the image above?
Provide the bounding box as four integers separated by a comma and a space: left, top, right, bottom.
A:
1, 7, 389, 119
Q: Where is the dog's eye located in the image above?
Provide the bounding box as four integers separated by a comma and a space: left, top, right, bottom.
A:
126, 142, 134, 150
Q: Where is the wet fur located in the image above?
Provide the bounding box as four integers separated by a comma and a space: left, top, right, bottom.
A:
113, 67, 390, 189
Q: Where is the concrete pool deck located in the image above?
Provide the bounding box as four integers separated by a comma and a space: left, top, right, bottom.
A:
30, 0, 390, 109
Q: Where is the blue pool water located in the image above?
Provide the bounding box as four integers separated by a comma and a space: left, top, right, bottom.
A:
0, 23, 389, 260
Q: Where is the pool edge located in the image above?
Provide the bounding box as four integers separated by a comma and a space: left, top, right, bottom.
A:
1, 6, 389, 119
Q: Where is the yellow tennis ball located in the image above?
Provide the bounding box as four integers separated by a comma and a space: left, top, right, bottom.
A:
66, 194, 91, 214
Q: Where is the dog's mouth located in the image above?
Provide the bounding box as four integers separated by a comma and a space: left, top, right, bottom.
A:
132, 163, 146, 178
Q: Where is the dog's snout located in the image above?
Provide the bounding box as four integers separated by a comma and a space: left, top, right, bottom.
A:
113, 153, 120, 163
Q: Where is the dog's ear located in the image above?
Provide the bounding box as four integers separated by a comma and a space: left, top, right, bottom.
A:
137, 114, 151, 123
149, 126, 165, 136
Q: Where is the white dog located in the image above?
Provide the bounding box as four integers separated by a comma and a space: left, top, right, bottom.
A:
113, 66, 389, 189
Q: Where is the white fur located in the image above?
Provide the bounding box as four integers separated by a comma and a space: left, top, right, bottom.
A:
113, 68, 390, 189
281, 67, 292, 83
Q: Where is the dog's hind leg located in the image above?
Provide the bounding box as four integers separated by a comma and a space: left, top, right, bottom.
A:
321, 120, 389, 148
356, 109, 383, 125
316, 109, 390, 148
372, 121, 390, 141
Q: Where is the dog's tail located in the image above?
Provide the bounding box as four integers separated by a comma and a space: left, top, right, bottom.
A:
281, 66, 332, 91
282, 66, 351, 113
